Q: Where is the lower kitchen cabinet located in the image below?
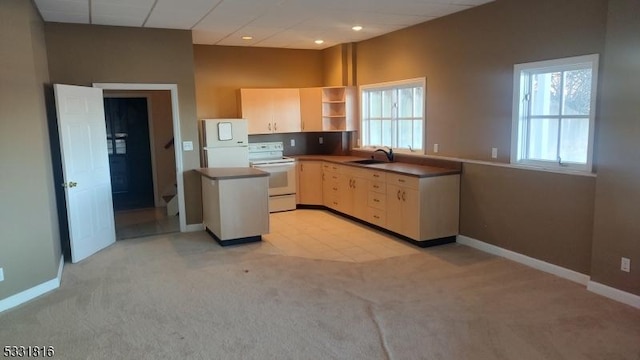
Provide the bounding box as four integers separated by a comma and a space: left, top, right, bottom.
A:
386, 183, 420, 239
299, 160, 460, 245
322, 162, 341, 210
337, 170, 368, 219
386, 173, 460, 242
297, 160, 323, 205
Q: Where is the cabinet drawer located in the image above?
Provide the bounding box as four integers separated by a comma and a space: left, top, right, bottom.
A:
342, 165, 366, 177
369, 180, 386, 194
367, 191, 386, 210
367, 207, 386, 227
322, 162, 341, 173
324, 173, 340, 182
386, 173, 419, 189
363, 169, 386, 182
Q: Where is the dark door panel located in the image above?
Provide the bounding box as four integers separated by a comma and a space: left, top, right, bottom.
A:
105, 98, 154, 211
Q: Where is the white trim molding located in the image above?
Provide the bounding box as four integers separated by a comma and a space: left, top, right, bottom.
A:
0, 256, 64, 314
457, 235, 640, 310
456, 235, 590, 285
587, 281, 640, 310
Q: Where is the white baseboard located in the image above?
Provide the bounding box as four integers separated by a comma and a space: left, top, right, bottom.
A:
0, 255, 64, 314
587, 281, 640, 310
456, 235, 590, 285
184, 223, 205, 232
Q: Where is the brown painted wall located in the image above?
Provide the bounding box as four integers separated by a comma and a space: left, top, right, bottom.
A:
193, 45, 323, 120
591, 0, 640, 295
193, 45, 350, 161
357, 0, 607, 161
0, 0, 60, 300
354, 0, 607, 274
322, 44, 345, 87
461, 164, 595, 274
44, 23, 201, 225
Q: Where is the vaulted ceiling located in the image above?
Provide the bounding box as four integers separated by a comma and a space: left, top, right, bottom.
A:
34, 0, 493, 49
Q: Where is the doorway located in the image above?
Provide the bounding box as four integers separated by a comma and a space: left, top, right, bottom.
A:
104, 91, 179, 240
93, 83, 189, 234
105, 97, 154, 210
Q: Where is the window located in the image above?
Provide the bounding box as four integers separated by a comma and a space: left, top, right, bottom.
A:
511, 54, 598, 172
360, 78, 425, 152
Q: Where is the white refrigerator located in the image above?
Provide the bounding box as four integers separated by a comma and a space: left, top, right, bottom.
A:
202, 119, 249, 167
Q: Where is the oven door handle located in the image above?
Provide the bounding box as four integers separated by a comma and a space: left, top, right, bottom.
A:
252, 162, 295, 168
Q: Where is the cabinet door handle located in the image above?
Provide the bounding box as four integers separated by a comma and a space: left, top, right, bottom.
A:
274, 122, 277, 131
300, 163, 304, 171
397, 190, 401, 200
373, 185, 379, 189
373, 198, 380, 203
373, 215, 380, 219
333, 187, 338, 191
373, 174, 380, 178
268, 123, 272, 131
402, 191, 406, 201
398, 178, 405, 183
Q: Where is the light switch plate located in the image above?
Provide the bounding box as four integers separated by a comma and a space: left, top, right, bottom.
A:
621, 257, 631, 272
183, 141, 194, 151
491, 148, 498, 159
434, 144, 439, 153
0, 268, 4, 282
319, 137, 324, 144
290, 139, 296, 147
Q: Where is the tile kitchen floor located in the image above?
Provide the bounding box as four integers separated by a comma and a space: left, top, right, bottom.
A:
263, 209, 419, 262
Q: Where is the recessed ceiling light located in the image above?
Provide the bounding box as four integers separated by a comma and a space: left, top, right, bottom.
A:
242, 36, 253, 40
315, 39, 324, 44
352, 25, 363, 31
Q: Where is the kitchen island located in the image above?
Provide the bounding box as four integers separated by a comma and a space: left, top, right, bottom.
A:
196, 168, 270, 246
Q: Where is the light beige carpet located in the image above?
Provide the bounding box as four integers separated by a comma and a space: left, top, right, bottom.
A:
1, 230, 639, 359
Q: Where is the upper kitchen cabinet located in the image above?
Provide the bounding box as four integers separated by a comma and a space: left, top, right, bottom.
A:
299, 87, 323, 132
239, 88, 301, 134
299, 86, 357, 132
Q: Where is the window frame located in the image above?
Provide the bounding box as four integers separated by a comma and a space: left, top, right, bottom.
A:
511, 54, 599, 173
358, 77, 426, 153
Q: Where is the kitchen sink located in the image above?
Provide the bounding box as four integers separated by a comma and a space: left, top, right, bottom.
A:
348, 159, 388, 165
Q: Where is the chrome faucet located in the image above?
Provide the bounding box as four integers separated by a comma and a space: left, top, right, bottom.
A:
373, 147, 394, 162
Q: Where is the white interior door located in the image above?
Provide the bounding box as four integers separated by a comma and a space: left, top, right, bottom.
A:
54, 84, 115, 263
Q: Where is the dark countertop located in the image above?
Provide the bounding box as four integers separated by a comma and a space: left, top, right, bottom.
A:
196, 167, 269, 180
292, 155, 461, 178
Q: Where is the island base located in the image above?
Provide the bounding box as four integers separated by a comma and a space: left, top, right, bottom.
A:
205, 227, 262, 247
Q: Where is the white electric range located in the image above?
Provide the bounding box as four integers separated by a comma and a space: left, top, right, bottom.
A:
248, 142, 296, 212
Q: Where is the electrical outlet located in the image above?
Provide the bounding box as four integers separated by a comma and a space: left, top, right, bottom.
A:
319, 137, 323, 144
290, 139, 295, 147
434, 143, 439, 153
621, 257, 631, 272
182, 141, 194, 151
0, 268, 4, 282
491, 148, 498, 159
